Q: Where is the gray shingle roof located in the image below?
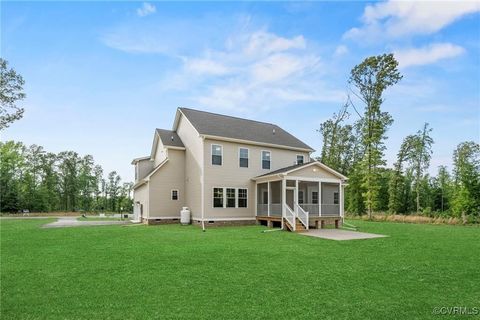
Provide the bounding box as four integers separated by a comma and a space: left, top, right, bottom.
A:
156, 129, 185, 148
179, 108, 314, 151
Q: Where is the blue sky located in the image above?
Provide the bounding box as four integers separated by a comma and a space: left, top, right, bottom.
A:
2, 1, 479, 182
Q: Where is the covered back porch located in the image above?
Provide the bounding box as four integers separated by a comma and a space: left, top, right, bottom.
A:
253, 162, 347, 232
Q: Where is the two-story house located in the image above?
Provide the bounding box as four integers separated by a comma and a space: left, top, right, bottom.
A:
132, 108, 347, 231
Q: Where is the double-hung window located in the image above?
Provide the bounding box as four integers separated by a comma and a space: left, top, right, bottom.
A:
238, 189, 248, 208
262, 151, 271, 170
296, 155, 304, 165
239, 148, 249, 168
212, 144, 222, 165
333, 192, 339, 205
312, 191, 319, 204
226, 188, 236, 208
212, 187, 248, 208
298, 191, 304, 204
213, 188, 224, 208
171, 190, 178, 200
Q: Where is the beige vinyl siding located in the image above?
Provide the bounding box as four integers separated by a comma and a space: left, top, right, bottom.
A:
203, 138, 310, 219
148, 149, 185, 218
290, 165, 340, 180
136, 159, 153, 181
134, 183, 149, 218
176, 114, 204, 219
153, 138, 168, 167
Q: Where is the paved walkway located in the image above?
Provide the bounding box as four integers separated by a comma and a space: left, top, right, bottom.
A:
41, 217, 131, 228
298, 229, 387, 241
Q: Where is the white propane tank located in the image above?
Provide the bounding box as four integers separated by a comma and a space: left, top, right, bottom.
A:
180, 207, 191, 225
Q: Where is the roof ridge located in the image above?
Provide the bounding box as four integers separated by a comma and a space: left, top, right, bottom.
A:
179, 107, 278, 127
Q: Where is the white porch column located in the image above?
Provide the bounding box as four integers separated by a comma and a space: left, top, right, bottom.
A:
295, 179, 299, 213
267, 181, 271, 217
318, 181, 322, 217
281, 179, 286, 218
255, 183, 258, 217
340, 183, 344, 218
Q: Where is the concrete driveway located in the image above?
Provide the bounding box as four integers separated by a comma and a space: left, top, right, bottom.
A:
42, 217, 131, 228
298, 229, 387, 241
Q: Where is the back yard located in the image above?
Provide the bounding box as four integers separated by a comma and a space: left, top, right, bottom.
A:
1, 219, 479, 319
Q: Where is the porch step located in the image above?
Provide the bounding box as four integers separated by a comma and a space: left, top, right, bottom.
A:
283, 218, 307, 232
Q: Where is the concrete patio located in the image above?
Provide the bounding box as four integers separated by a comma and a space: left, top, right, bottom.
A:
41, 217, 131, 228
298, 228, 387, 241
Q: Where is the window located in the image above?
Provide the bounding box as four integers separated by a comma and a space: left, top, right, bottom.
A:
262, 151, 271, 169
312, 191, 319, 204
171, 190, 178, 200
239, 148, 249, 168
212, 144, 222, 165
213, 187, 248, 208
226, 188, 236, 208
333, 192, 339, 205
298, 191, 304, 204
135, 165, 138, 180
296, 155, 304, 165
238, 189, 248, 208
213, 188, 224, 207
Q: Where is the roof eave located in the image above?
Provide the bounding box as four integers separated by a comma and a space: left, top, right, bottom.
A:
200, 134, 315, 153
131, 156, 151, 165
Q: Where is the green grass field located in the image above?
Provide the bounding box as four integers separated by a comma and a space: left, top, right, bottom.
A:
1, 219, 479, 319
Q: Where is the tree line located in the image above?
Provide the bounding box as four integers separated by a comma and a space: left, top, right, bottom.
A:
0, 141, 133, 213
318, 54, 480, 221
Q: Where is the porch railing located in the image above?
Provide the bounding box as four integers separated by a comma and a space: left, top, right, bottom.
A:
300, 204, 319, 216
295, 202, 309, 230
283, 204, 296, 231
257, 204, 268, 216
321, 204, 340, 216
256, 204, 282, 216
270, 203, 282, 216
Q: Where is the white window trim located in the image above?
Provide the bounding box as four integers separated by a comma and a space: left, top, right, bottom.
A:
296, 154, 305, 165
261, 150, 272, 170
226, 187, 236, 208
171, 189, 179, 201
211, 143, 223, 166
212, 187, 224, 208
212, 187, 248, 209
333, 191, 339, 205
238, 147, 249, 168
237, 188, 248, 209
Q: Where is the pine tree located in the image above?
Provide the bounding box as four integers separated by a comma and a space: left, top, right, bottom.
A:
349, 54, 402, 218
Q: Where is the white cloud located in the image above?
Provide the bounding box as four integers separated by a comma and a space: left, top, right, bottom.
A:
102, 19, 345, 112
137, 2, 156, 17
153, 29, 342, 112
243, 31, 305, 56
344, 1, 480, 41
394, 43, 465, 68
185, 30, 344, 111
184, 58, 231, 76
334, 45, 348, 57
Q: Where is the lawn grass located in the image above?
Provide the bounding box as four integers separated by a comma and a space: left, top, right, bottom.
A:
1, 219, 479, 319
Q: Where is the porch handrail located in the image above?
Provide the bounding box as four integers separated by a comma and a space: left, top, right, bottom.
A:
283, 204, 296, 231
294, 202, 309, 230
